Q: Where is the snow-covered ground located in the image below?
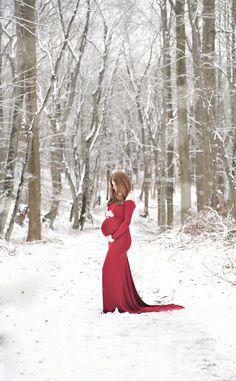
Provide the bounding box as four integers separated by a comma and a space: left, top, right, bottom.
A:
1, 200, 236, 381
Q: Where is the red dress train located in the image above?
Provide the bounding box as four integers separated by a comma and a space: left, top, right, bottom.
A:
101, 199, 184, 314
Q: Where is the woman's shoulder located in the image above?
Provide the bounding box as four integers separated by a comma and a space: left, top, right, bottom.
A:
125, 192, 136, 204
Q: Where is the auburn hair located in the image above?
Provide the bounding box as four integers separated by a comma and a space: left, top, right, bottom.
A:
107, 171, 132, 205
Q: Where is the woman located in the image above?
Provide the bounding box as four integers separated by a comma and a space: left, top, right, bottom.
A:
101, 171, 184, 314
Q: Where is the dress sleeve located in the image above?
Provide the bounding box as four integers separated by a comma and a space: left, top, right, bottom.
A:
111, 200, 136, 240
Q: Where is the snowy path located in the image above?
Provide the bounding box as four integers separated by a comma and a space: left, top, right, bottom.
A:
1, 216, 236, 381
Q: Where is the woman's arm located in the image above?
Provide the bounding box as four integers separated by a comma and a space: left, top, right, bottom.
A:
111, 199, 136, 241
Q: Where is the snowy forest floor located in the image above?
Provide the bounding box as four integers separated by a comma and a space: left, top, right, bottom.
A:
1, 200, 236, 381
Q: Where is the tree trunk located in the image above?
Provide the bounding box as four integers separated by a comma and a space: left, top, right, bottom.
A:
188, 0, 205, 210
24, 0, 41, 241
231, 0, 236, 181
142, 123, 150, 217
202, 0, 216, 205
79, 12, 110, 228
43, 117, 63, 228
79, 142, 91, 230
159, 119, 166, 230
162, 0, 174, 228
175, 0, 191, 222
106, 152, 112, 200
64, 161, 80, 229
0, 10, 4, 196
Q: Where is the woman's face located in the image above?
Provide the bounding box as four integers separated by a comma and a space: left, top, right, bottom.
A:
111, 179, 118, 193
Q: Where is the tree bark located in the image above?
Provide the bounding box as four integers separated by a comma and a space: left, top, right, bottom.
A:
43, 115, 63, 228
188, 0, 205, 210
0, 1, 25, 234
64, 159, 80, 229
175, 0, 191, 222
231, 0, 236, 181
23, 0, 41, 241
0, 9, 4, 196
162, 0, 174, 228
202, 0, 216, 205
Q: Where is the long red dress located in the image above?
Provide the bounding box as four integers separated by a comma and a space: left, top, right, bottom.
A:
101, 199, 184, 314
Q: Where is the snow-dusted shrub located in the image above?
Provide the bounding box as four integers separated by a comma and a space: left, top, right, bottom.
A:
180, 206, 236, 237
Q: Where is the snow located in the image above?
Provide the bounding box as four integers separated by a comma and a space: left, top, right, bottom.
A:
1, 201, 236, 381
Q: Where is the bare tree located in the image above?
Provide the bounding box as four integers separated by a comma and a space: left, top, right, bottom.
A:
202, 0, 216, 206
161, 0, 174, 228
43, 0, 91, 228
79, 4, 112, 230
24, 0, 41, 241
5, 0, 81, 240
175, 0, 191, 222
230, 0, 236, 187
0, 3, 4, 195
0, 0, 25, 235
2, 0, 236, 241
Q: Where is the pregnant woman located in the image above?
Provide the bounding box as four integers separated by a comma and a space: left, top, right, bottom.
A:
101, 171, 184, 314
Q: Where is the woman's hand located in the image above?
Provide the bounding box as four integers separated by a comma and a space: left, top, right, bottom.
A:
107, 235, 115, 243
105, 210, 114, 218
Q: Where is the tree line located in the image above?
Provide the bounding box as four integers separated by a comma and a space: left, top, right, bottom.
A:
0, 0, 236, 241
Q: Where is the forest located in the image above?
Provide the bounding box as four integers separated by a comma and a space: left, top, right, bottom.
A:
0, 0, 236, 240
1, 2, 236, 381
